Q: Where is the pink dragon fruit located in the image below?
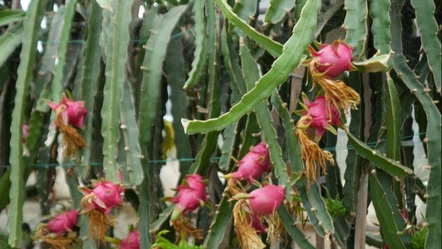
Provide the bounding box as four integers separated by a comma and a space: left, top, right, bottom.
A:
300, 95, 341, 140
119, 230, 139, 249
46, 94, 87, 128
229, 142, 271, 183
169, 174, 208, 221
47, 210, 79, 235
310, 40, 354, 79
248, 185, 285, 215
79, 180, 124, 214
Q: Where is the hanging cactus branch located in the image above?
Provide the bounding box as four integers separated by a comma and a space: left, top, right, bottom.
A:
0, 0, 439, 248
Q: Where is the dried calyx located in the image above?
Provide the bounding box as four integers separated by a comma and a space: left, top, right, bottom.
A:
295, 128, 334, 183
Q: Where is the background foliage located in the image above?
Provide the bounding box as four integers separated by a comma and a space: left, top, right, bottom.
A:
0, 0, 440, 248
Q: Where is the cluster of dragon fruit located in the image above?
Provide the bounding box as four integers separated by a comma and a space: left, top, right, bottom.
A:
33, 40, 360, 249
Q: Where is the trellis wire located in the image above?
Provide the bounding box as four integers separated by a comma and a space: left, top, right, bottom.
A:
0, 132, 427, 168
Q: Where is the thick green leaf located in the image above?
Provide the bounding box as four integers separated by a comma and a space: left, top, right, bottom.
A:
120, 79, 144, 186
0, 9, 25, 26
296, 179, 325, 236
218, 122, 239, 171
203, 197, 233, 248
96, 0, 113, 11
188, 0, 220, 175
390, 1, 441, 245
353, 54, 391, 73
8, 0, 48, 247
33, 7, 66, 109
183, 0, 207, 89
369, 0, 392, 54
134, 6, 160, 114
345, 130, 412, 177
138, 6, 188, 248
149, 205, 174, 233
231, 0, 257, 35
385, 73, 401, 161
370, 173, 412, 249
410, 0, 441, 91
0, 23, 22, 68
51, 1, 78, 102
220, 24, 247, 95
101, 0, 133, 183
264, 0, 296, 24
79, 0, 102, 178
343, 0, 368, 59
307, 183, 335, 235
278, 206, 315, 249
182, 0, 319, 134
271, 92, 304, 172
166, 31, 193, 173
215, 0, 283, 57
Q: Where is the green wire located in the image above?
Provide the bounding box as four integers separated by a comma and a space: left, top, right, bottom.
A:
39, 27, 194, 45
0, 132, 427, 168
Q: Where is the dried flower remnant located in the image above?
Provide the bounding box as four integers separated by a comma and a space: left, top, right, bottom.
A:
296, 128, 334, 183
46, 94, 88, 157
78, 180, 123, 244
171, 216, 204, 241
263, 212, 284, 243
233, 199, 266, 249
246, 213, 266, 234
